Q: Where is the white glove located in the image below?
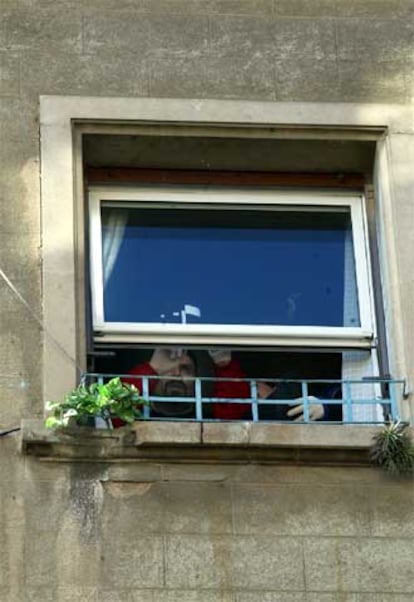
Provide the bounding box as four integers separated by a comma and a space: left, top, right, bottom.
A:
208, 349, 232, 366
286, 396, 325, 421
149, 348, 181, 375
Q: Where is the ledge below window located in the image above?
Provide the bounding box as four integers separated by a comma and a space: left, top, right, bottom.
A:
20, 419, 395, 466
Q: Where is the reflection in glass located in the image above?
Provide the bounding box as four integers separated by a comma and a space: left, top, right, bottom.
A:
101, 204, 360, 327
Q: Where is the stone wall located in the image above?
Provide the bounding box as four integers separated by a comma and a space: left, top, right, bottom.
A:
4, 449, 414, 601
1, 1, 414, 600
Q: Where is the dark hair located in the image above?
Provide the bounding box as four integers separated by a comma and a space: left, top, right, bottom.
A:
187, 350, 215, 397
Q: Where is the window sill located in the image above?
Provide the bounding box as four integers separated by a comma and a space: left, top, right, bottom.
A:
20, 419, 392, 466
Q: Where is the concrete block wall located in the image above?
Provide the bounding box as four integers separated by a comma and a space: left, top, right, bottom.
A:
1, 1, 414, 600
3, 456, 414, 601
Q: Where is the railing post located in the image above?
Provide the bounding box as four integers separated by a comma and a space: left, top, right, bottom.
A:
195, 378, 203, 421
389, 380, 399, 421
250, 380, 258, 422
344, 381, 353, 423
301, 381, 310, 423
142, 377, 150, 419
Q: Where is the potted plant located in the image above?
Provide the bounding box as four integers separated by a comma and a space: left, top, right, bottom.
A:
370, 420, 414, 476
45, 377, 145, 429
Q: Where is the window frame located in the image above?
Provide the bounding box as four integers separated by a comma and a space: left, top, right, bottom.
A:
88, 185, 375, 349
38, 96, 410, 418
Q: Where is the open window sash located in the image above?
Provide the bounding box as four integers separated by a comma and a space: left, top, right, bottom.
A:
89, 187, 375, 349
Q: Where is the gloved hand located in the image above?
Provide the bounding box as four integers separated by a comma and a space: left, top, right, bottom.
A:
149, 348, 180, 375
208, 349, 232, 366
286, 396, 324, 421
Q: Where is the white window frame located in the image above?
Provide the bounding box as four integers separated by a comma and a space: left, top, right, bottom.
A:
89, 185, 375, 349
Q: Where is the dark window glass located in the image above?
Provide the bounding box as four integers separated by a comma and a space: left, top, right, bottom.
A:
101, 204, 360, 327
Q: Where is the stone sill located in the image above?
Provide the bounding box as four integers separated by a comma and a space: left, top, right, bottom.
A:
20, 419, 391, 466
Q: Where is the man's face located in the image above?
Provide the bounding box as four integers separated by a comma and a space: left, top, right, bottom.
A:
154, 353, 196, 397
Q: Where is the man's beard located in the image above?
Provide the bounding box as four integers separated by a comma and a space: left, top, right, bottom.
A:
152, 379, 195, 417
162, 379, 193, 397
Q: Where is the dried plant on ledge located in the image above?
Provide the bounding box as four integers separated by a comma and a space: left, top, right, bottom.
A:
370, 420, 414, 476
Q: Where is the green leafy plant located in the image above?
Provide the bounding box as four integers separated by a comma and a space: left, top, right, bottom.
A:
370, 420, 414, 476
45, 377, 145, 429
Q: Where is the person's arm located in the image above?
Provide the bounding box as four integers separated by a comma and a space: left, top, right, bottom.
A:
110, 361, 157, 428
212, 358, 251, 420
257, 382, 324, 421
122, 362, 158, 395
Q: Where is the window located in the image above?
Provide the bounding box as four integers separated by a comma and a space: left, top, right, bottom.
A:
88, 184, 387, 423
89, 186, 374, 349
38, 96, 408, 427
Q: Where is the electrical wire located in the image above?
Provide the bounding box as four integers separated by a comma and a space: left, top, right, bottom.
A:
0, 427, 20, 437
0, 267, 86, 435
0, 267, 83, 375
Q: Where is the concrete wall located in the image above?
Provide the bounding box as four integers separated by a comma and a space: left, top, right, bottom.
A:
4, 448, 414, 601
1, 2, 414, 600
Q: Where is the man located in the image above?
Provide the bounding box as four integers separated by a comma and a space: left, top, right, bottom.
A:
122, 348, 328, 422
123, 348, 252, 420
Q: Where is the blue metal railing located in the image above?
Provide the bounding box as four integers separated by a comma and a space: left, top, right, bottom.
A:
83, 373, 407, 425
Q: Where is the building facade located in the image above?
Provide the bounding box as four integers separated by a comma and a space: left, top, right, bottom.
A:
1, 1, 414, 600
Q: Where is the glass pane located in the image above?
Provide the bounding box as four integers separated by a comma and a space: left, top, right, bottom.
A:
100, 204, 360, 327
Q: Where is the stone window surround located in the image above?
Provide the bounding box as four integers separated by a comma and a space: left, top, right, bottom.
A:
40, 95, 411, 427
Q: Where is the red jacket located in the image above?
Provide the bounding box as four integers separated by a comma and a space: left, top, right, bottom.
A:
120, 359, 250, 422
